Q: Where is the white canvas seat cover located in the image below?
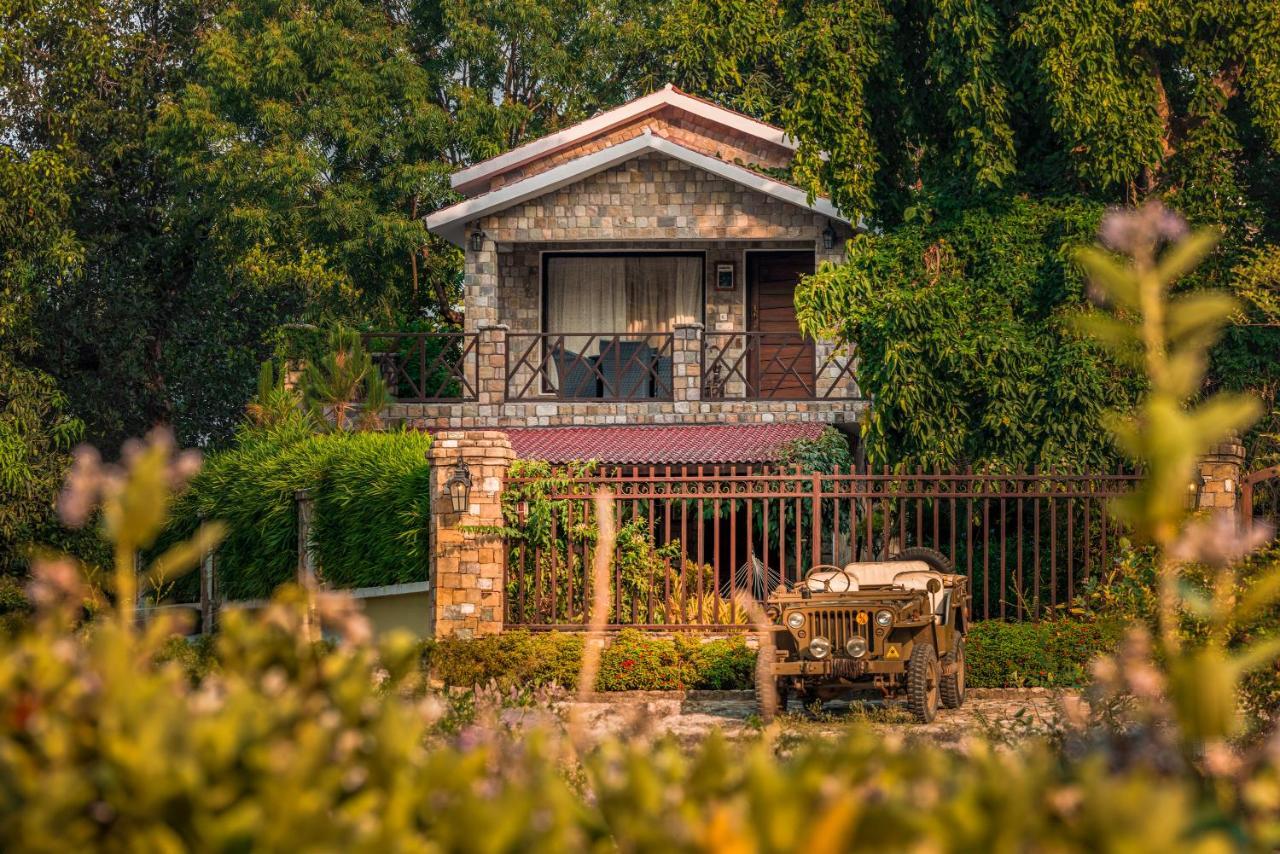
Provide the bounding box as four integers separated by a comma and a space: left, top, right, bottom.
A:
804, 560, 949, 615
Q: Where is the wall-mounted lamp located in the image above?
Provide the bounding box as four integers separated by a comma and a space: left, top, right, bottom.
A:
469, 230, 486, 252
822, 221, 837, 251
444, 461, 473, 514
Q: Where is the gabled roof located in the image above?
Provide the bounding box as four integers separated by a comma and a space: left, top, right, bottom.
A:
425, 130, 850, 246
505, 423, 827, 465
450, 84, 796, 195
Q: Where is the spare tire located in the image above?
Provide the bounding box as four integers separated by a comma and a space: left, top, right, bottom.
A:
892, 546, 954, 574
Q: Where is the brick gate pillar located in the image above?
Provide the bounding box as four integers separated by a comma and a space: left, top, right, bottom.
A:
1197, 436, 1246, 517
428, 430, 514, 638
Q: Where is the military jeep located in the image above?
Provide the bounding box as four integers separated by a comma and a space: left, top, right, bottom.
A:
758, 547, 969, 723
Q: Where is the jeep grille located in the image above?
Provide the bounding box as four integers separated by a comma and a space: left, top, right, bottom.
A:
808, 609, 872, 655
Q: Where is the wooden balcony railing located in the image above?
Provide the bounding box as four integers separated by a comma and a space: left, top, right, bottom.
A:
361, 332, 478, 403
505, 332, 676, 402
701, 332, 860, 401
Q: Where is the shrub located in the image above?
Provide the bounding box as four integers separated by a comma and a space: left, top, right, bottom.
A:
424, 631, 584, 690
426, 630, 759, 692
966, 619, 1125, 688
158, 427, 431, 601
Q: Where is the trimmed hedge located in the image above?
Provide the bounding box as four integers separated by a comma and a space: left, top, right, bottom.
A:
160, 426, 432, 601
424, 621, 1119, 692
964, 618, 1126, 688
424, 629, 756, 692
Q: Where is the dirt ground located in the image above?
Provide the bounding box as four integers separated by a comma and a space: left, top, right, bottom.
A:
520, 688, 1070, 748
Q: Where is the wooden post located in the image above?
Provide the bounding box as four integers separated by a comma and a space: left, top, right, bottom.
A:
199, 545, 216, 635
296, 488, 318, 640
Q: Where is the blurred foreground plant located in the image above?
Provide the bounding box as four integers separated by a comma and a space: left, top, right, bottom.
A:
1074, 201, 1280, 750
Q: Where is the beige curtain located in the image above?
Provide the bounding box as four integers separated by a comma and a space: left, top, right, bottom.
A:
545, 256, 627, 355
545, 254, 702, 341
625, 255, 701, 332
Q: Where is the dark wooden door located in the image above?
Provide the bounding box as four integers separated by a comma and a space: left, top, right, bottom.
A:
747, 251, 815, 399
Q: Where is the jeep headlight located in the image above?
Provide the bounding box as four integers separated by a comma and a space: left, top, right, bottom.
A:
808, 636, 831, 659
845, 636, 868, 658
786, 611, 805, 630
875, 609, 893, 628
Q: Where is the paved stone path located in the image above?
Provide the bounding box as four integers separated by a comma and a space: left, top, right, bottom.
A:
546, 688, 1069, 747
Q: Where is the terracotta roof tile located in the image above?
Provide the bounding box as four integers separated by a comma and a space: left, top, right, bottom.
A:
502, 423, 827, 465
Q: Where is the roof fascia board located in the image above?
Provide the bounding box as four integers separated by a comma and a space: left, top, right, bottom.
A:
425, 132, 851, 246
450, 85, 797, 193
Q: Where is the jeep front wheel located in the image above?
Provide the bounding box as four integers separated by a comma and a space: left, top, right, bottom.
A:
940, 638, 966, 709
907, 643, 940, 723
756, 662, 783, 723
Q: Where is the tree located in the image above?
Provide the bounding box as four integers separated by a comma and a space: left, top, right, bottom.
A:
661, 0, 1280, 466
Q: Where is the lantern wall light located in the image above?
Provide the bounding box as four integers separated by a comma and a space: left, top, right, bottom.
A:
469, 230, 486, 252
822, 221, 837, 250
444, 461, 473, 514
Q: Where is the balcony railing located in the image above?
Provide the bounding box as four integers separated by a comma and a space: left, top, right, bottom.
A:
361, 332, 478, 403
701, 332, 858, 401
505, 332, 675, 402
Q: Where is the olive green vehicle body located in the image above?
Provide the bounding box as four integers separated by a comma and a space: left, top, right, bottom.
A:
762, 575, 970, 699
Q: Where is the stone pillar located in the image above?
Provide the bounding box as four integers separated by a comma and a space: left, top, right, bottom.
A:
1197, 437, 1246, 516
428, 430, 514, 638
463, 228, 499, 332
475, 323, 508, 416
672, 322, 704, 406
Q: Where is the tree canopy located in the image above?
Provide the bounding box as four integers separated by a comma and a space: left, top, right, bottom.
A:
2, 0, 1280, 560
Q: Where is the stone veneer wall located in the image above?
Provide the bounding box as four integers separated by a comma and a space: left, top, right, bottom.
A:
463, 152, 853, 331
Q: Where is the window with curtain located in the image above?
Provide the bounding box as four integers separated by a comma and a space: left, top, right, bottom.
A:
544, 254, 702, 349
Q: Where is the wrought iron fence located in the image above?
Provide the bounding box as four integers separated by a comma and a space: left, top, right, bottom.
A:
1243, 464, 1280, 535
362, 332, 477, 402
505, 332, 675, 402
701, 332, 860, 400
504, 466, 1141, 630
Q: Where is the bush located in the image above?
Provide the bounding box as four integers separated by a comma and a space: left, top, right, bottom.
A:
424, 631, 584, 690
426, 630, 758, 692
966, 619, 1125, 688
158, 426, 432, 601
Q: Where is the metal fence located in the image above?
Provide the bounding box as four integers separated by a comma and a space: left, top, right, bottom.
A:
504, 466, 1141, 630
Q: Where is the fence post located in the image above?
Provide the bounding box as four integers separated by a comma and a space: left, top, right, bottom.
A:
1197, 436, 1246, 519
296, 488, 318, 639
428, 430, 514, 638
199, 540, 216, 635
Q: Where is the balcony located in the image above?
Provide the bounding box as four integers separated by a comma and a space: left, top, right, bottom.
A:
367, 325, 867, 429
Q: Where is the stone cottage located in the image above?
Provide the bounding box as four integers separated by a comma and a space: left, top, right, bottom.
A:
383, 85, 866, 466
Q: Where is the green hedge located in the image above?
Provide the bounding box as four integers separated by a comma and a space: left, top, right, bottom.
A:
424, 621, 1118, 692
160, 426, 432, 602
424, 629, 756, 692
964, 618, 1126, 688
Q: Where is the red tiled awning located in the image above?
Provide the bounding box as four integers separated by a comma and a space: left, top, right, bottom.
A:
504, 423, 828, 466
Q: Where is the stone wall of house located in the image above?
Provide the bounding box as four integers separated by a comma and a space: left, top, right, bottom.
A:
451, 148, 861, 431
462, 152, 855, 333
486, 105, 795, 192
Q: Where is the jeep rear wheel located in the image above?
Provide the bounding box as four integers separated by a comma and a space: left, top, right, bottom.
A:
907, 643, 940, 723
940, 638, 966, 709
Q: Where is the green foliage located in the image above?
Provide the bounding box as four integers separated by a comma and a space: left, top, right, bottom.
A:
426, 629, 757, 691
159, 427, 432, 601
300, 327, 390, 432
797, 198, 1142, 469
965, 619, 1125, 688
